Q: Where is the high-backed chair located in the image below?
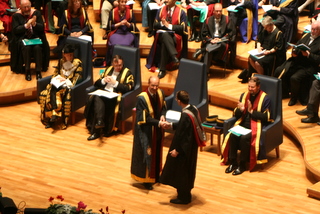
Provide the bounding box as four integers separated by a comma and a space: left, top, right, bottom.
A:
86, 45, 142, 134
165, 58, 208, 121
223, 74, 283, 161
37, 36, 93, 124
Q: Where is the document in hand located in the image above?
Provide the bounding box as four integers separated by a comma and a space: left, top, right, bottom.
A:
228, 125, 252, 136
248, 49, 265, 59
262, 5, 273, 12
226, 5, 238, 12
88, 89, 119, 99
287, 42, 311, 51
148, 2, 163, 10
51, 75, 66, 88
165, 110, 181, 123
314, 73, 320, 80
22, 38, 42, 46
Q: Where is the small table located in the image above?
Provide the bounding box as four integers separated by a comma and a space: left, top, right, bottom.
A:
201, 125, 223, 156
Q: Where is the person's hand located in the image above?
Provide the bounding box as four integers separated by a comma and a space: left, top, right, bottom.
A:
160, 115, 166, 122
237, 101, 245, 112
247, 99, 253, 114
1, 34, 8, 42
70, 32, 78, 37
292, 50, 298, 57
210, 38, 221, 44
301, 50, 310, 57
104, 76, 116, 84
161, 18, 169, 28
113, 1, 119, 7
170, 149, 179, 157
160, 121, 171, 129
271, 6, 280, 11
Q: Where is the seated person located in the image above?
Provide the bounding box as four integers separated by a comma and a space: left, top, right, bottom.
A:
222, 76, 272, 175
55, 0, 93, 56
258, 0, 298, 44
274, 21, 320, 106
186, 0, 216, 42
39, 43, 83, 130
296, 79, 320, 124
146, 0, 188, 79
101, 0, 118, 40
105, 0, 139, 66
193, 3, 236, 74
0, 0, 13, 36
240, 16, 285, 83
142, 0, 164, 38
10, 0, 50, 81
228, 0, 256, 43
84, 55, 134, 141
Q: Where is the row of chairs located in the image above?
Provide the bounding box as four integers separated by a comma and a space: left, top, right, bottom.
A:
36, 37, 282, 170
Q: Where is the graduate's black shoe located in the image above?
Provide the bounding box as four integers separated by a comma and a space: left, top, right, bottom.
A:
50, 115, 58, 123
36, 72, 42, 80
170, 198, 190, 204
232, 166, 245, 175
288, 98, 297, 106
193, 49, 202, 59
301, 116, 319, 123
87, 133, 100, 141
173, 56, 179, 64
143, 183, 153, 190
95, 120, 105, 129
296, 108, 313, 116
158, 70, 166, 79
45, 122, 53, 129
225, 164, 238, 173
148, 31, 154, 37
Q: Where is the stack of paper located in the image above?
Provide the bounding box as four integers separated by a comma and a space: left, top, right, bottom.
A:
228, 125, 252, 136
166, 110, 181, 123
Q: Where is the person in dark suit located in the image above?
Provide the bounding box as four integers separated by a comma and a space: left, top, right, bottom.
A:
84, 55, 134, 141
296, 79, 320, 123
160, 90, 206, 204
146, 0, 188, 79
193, 3, 236, 74
10, 0, 50, 81
274, 21, 320, 106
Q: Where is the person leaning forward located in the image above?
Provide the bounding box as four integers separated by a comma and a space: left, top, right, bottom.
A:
84, 55, 134, 141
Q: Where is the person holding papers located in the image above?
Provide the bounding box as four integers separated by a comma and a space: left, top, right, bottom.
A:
146, 0, 188, 79
39, 43, 82, 130
105, 0, 140, 66
84, 55, 134, 141
193, 3, 236, 74
160, 90, 205, 204
141, 0, 165, 38
274, 21, 320, 106
10, 0, 50, 81
244, 16, 285, 79
221, 77, 272, 175
131, 76, 167, 190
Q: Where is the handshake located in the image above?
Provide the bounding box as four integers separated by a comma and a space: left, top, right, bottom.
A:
159, 121, 172, 129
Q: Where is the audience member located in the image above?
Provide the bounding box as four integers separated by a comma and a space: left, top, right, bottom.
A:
0, 0, 13, 35
160, 90, 206, 204
101, 0, 118, 40
186, 0, 216, 42
39, 43, 82, 130
55, 0, 93, 56
10, 0, 50, 81
240, 16, 285, 83
258, 0, 298, 44
131, 76, 167, 190
105, 0, 140, 66
43, 0, 68, 32
193, 3, 236, 74
222, 76, 272, 175
142, 0, 164, 38
146, 0, 188, 79
296, 79, 320, 123
84, 55, 134, 141
274, 21, 320, 106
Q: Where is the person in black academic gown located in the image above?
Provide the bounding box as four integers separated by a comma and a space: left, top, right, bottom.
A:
160, 90, 206, 204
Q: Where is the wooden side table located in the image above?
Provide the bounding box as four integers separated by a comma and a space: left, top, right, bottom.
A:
201, 125, 223, 156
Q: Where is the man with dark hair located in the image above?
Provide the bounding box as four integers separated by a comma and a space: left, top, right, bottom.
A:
160, 90, 206, 204
222, 77, 272, 175
84, 55, 134, 140
131, 76, 167, 190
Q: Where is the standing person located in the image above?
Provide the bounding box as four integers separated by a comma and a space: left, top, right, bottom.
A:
131, 76, 167, 190
146, 0, 188, 79
10, 0, 50, 80
84, 55, 134, 141
39, 43, 82, 130
160, 90, 206, 204
222, 76, 272, 175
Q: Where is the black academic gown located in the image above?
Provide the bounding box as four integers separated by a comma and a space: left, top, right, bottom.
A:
160, 105, 199, 195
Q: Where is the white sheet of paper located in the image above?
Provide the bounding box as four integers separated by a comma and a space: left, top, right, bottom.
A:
228, 125, 252, 136
88, 89, 119, 99
166, 110, 181, 123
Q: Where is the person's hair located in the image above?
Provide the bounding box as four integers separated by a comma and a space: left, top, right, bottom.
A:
112, 55, 123, 65
62, 43, 77, 54
68, 0, 83, 17
261, 16, 274, 27
248, 76, 261, 86
176, 90, 189, 105
214, 3, 222, 10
